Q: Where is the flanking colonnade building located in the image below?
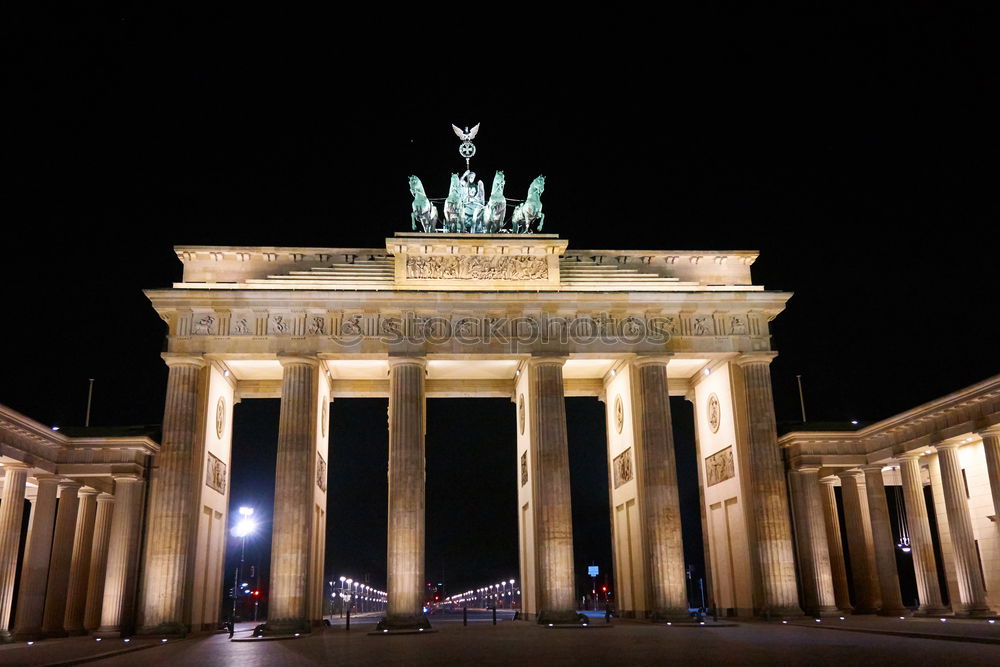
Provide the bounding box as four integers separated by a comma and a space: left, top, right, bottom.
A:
0, 232, 996, 640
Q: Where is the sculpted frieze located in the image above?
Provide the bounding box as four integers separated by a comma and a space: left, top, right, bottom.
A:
182, 309, 761, 348
706, 446, 735, 487
406, 255, 548, 281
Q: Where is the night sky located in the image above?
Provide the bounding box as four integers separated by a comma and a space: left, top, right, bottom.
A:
3, 9, 997, 609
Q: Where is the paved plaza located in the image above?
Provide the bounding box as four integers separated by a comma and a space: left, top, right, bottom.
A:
2, 615, 1000, 666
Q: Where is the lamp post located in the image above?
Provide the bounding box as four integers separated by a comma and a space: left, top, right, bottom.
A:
339, 576, 347, 617
230, 507, 256, 622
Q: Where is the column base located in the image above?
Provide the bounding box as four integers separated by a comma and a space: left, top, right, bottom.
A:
914, 605, 952, 617
137, 621, 188, 638
806, 605, 841, 618
850, 606, 879, 615
92, 627, 129, 639
955, 606, 997, 618
263, 618, 312, 636
537, 609, 586, 625
651, 607, 694, 623
376, 615, 432, 632
877, 607, 910, 617
756, 605, 804, 619
0, 630, 14, 644
12, 628, 45, 642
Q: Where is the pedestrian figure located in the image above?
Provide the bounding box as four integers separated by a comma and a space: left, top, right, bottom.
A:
227, 618, 235, 639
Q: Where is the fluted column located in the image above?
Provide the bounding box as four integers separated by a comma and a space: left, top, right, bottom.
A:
936, 442, 994, 616
63, 488, 98, 634
265, 357, 319, 635
735, 355, 801, 616
41, 482, 83, 635
838, 470, 880, 613
83, 494, 114, 632
862, 466, 907, 615
632, 358, 688, 619
0, 464, 29, 642
13, 475, 60, 640
95, 475, 145, 637
978, 429, 1000, 522
139, 355, 206, 635
897, 454, 949, 615
789, 468, 837, 616
528, 357, 578, 625
384, 357, 429, 630
818, 477, 852, 612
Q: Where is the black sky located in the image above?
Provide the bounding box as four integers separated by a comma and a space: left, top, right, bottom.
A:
2, 7, 997, 605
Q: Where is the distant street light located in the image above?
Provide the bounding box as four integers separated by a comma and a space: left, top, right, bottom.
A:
230, 507, 257, 621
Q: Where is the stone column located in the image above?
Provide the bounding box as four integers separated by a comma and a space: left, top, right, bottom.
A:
95, 475, 145, 637
862, 466, 907, 616
41, 482, 83, 636
735, 355, 801, 616
936, 442, 994, 616
384, 357, 430, 630
631, 357, 688, 620
529, 357, 578, 624
0, 464, 29, 642
13, 475, 60, 640
789, 468, 838, 616
83, 494, 114, 632
266, 357, 319, 635
139, 355, 206, 635
897, 454, 949, 615
818, 477, 852, 613
978, 429, 1000, 522
837, 470, 880, 613
63, 488, 98, 634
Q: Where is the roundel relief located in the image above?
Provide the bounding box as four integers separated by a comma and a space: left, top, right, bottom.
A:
518, 394, 525, 434
215, 396, 226, 439
708, 393, 721, 434
321, 400, 329, 437
614, 395, 624, 433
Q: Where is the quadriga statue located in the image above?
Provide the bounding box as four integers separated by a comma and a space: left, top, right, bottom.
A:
408, 175, 439, 232
511, 175, 545, 233
482, 170, 507, 234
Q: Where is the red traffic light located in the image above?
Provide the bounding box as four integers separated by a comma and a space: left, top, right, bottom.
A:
601, 586, 607, 592
253, 590, 260, 596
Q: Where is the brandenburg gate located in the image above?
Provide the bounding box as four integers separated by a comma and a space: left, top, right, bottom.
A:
131, 231, 800, 633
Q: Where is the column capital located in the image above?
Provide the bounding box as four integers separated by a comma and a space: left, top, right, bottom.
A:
975, 427, 1000, 439
898, 450, 924, 461
794, 465, 823, 474
276, 354, 319, 368
78, 487, 99, 497
96, 492, 115, 503
630, 354, 674, 369
386, 356, 426, 370
525, 355, 566, 368
111, 473, 142, 483
57, 481, 83, 495
33, 474, 61, 486
160, 353, 206, 369
934, 439, 963, 451
861, 464, 889, 474
819, 475, 839, 486
735, 352, 778, 367
836, 468, 865, 481
1, 461, 30, 471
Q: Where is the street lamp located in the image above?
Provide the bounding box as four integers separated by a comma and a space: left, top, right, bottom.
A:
339, 576, 347, 617
230, 507, 256, 622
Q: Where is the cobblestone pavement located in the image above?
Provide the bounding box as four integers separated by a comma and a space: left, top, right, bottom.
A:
2, 615, 1000, 666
